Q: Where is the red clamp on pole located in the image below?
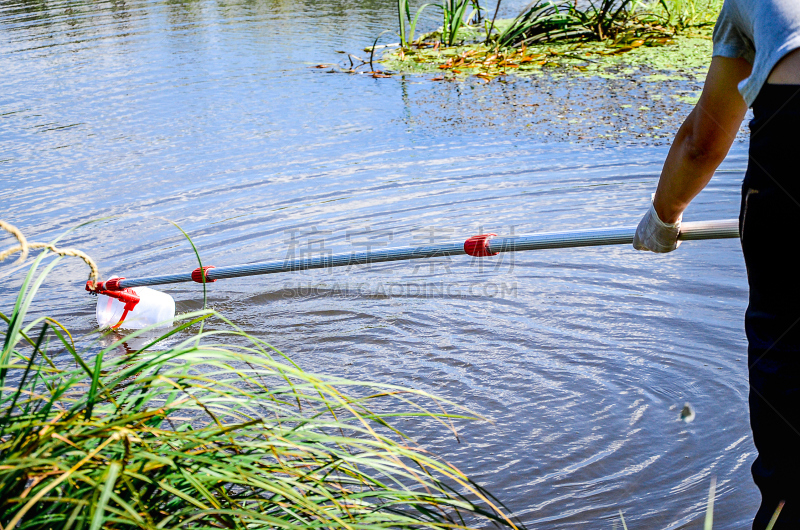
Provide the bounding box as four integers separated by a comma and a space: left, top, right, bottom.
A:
464, 234, 498, 257
192, 266, 216, 283
86, 277, 125, 293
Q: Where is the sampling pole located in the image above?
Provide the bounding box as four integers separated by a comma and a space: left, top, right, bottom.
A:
87, 219, 739, 293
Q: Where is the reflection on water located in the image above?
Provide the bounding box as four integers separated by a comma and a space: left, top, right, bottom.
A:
1, 0, 756, 527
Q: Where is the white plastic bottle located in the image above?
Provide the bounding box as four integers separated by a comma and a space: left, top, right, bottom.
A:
96, 280, 175, 330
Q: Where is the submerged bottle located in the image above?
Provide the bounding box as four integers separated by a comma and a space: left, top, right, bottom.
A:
96, 280, 175, 330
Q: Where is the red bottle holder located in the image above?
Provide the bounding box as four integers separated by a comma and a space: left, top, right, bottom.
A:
87, 278, 140, 329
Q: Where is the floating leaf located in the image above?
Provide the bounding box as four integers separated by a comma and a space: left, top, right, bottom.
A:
680, 403, 696, 423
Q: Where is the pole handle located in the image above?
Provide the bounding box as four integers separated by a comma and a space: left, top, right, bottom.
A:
678, 219, 739, 241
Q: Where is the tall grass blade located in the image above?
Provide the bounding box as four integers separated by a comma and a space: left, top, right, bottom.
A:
704, 477, 716, 530
0, 322, 47, 439
766, 501, 785, 530
441, 0, 472, 46
485, 0, 502, 43
164, 218, 209, 335
409, 3, 433, 44
90, 462, 121, 530
398, 0, 409, 46
1, 250, 53, 359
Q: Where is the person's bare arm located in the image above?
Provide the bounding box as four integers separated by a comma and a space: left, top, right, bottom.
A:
652, 56, 752, 224
768, 48, 800, 84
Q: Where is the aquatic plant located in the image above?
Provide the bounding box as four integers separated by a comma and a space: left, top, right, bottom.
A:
646, 0, 722, 29
398, 0, 433, 47
441, 0, 475, 46
496, 0, 590, 48
396, 0, 483, 48
0, 226, 520, 530
380, 0, 719, 61
470, 0, 483, 24
581, 0, 639, 40
495, 0, 664, 47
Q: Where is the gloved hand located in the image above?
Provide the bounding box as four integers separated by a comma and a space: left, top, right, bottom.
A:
633, 200, 682, 253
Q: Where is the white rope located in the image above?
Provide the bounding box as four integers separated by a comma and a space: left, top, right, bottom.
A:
1, 220, 99, 287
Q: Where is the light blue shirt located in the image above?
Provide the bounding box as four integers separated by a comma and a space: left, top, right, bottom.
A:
712, 0, 800, 106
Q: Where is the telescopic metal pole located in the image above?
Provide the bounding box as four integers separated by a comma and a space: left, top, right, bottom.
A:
88, 219, 739, 292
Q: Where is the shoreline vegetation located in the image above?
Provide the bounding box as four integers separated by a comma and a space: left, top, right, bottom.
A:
356, 0, 721, 87
0, 224, 521, 530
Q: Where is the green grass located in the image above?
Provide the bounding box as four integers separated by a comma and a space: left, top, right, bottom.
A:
642, 0, 723, 29
394, 0, 483, 48
0, 241, 520, 529
382, 0, 720, 55
370, 0, 719, 83
493, 0, 721, 45
494, 0, 693, 48
495, 1, 590, 48
441, 0, 475, 47
398, 0, 433, 48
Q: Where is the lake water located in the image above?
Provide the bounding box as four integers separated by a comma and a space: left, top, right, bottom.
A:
0, 0, 758, 527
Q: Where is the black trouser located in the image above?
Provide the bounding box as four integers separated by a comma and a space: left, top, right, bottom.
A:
740, 84, 800, 530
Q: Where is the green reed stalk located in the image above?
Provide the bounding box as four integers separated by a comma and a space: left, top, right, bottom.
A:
408, 3, 433, 44
398, 0, 433, 47
399, 0, 410, 47
441, 0, 472, 46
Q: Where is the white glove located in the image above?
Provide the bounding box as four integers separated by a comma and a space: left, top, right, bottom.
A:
633, 200, 681, 253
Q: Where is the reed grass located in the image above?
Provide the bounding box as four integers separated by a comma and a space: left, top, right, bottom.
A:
396, 0, 483, 48
496, 0, 657, 48
393, 0, 719, 51
441, 0, 472, 46
398, 0, 433, 47
494, 0, 722, 48
0, 245, 520, 529
383, 0, 723, 66
495, 0, 590, 48
644, 0, 722, 29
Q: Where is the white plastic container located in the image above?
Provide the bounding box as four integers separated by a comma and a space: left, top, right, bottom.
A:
96, 282, 175, 330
